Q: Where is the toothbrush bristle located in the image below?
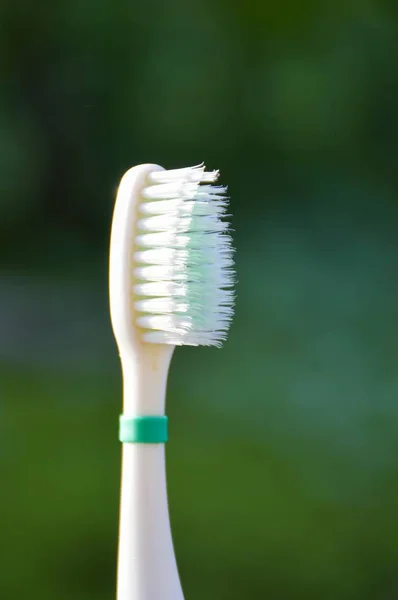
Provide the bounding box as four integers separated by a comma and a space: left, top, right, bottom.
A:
134, 164, 235, 347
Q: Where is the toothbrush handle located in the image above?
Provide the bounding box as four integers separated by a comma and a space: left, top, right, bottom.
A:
117, 442, 185, 600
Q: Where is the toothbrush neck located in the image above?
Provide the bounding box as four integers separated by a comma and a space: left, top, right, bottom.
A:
121, 345, 174, 416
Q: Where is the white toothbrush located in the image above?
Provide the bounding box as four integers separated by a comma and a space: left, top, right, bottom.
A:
109, 163, 235, 600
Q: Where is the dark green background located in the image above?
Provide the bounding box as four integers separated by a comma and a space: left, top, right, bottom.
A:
2, 1, 398, 598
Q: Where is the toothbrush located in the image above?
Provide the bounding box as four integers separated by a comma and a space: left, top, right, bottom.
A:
109, 163, 235, 600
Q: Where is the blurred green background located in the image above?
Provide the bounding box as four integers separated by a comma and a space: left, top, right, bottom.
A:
2, 0, 398, 598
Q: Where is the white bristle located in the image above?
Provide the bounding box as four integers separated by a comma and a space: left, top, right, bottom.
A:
138, 199, 228, 216
148, 163, 219, 184
134, 164, 235, 347
137, 215, 229, 234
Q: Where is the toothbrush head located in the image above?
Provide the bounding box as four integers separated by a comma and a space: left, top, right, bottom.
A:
109, 163, 235, 350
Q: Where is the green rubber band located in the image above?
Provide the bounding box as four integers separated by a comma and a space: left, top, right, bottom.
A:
119, 415, 168, 444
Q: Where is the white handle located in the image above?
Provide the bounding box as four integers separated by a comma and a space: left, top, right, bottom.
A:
117, 348, 184, 600
117, 443, 185, 600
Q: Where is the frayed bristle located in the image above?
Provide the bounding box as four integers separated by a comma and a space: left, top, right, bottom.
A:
134, 164, 235, 347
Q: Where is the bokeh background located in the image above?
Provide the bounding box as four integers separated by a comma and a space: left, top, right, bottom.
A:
2, 0, 398, 598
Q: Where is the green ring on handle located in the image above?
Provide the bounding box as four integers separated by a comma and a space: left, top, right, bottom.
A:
119, 415, 168, 444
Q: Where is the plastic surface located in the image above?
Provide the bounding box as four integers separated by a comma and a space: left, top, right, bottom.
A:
117, 443, 184, 600
119, 415, 168, 444
109, 164, 184, 600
